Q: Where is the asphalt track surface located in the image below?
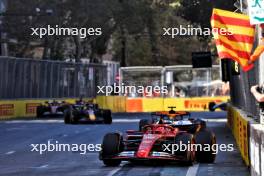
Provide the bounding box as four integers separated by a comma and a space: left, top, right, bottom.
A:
0, 112, 249, 176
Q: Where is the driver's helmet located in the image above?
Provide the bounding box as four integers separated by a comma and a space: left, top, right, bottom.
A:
155, 126, 165, 133
52, 100, 58, 105
158, 118, 164, 124
76, 97, 85, 105
145, 126, 152, 133
87, 104, 94, 109
168, 114, 176, 120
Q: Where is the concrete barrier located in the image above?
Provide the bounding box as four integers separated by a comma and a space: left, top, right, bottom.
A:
142, 98, 164, 112
250, 124, 264, 176
96, 96, 229, 113
227, 106, 251, 166
95, 96, 126, 112
228, 105, 264, 174
0, 96, 229, 119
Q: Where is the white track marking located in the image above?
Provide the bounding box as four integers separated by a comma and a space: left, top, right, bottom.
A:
30, 164, 49, 169
5, 151, 15, 155
4, 120, 63, 123
201, 118, 227, 123
186, 164, 199, 176
113, 119, 140, 123
106, 167, 122, 176
6, 127, 25, 131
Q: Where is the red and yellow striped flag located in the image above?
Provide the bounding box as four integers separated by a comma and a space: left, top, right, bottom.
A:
250, 38, 264, 63
211, 9, 255, 71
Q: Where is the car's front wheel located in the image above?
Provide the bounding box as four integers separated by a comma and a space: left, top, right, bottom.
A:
101, 133, 123, 166
174, 133, 195, 165
64, 108, 71, 124
36, 106, 44, 118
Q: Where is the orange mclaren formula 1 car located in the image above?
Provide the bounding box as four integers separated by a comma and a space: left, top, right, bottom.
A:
99, 107, 216, 166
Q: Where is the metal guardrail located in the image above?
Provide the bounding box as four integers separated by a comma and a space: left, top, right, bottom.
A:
0, 57, 108, 99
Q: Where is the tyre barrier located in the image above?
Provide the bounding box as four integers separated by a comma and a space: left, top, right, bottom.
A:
250, 124, 264, 176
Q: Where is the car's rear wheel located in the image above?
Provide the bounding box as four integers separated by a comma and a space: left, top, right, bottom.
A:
36, 106, 44, 118
103, 109, 112, 124
70, 113, 78, 124
192, 119, 206, 132
174, 133, 195, 165
94, 104, 99, 110
139, 119, 152, 131
101, 133, 123, 166
195, 130, 216, 163
64, 106, 77, 124
64, 108, 71, 124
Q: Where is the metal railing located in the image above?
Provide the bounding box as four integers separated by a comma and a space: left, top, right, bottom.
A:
0, 57, 107, 99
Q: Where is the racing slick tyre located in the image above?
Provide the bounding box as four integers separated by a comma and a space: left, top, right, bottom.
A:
94, 104, 99, 110
174, 133, 195, 165
36, 106, 44, 118
64, 108, 71, 124
102, 133, 123, 166
139, 119, 152, 131
102, 109, 112, 124
209, 102, 216, 112
195, 130, 216, 163
64, 107, 78, 124
191, 119, 206, 133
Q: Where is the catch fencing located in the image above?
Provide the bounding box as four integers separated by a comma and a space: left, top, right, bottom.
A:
228, 60, 260, 120
0, 57, 108, 99
119, 65, 229, 98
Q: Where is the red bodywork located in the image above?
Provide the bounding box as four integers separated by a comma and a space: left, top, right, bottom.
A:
109, 124, 187, 161
136, 125, 177, 158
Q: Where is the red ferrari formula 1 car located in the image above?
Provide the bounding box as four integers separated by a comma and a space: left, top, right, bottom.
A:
100, 108, 216, 166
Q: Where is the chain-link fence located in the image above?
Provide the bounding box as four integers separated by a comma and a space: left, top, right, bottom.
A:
164, 65, 228, 97
0, 57, 107, 99
119, 65, 229, 98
